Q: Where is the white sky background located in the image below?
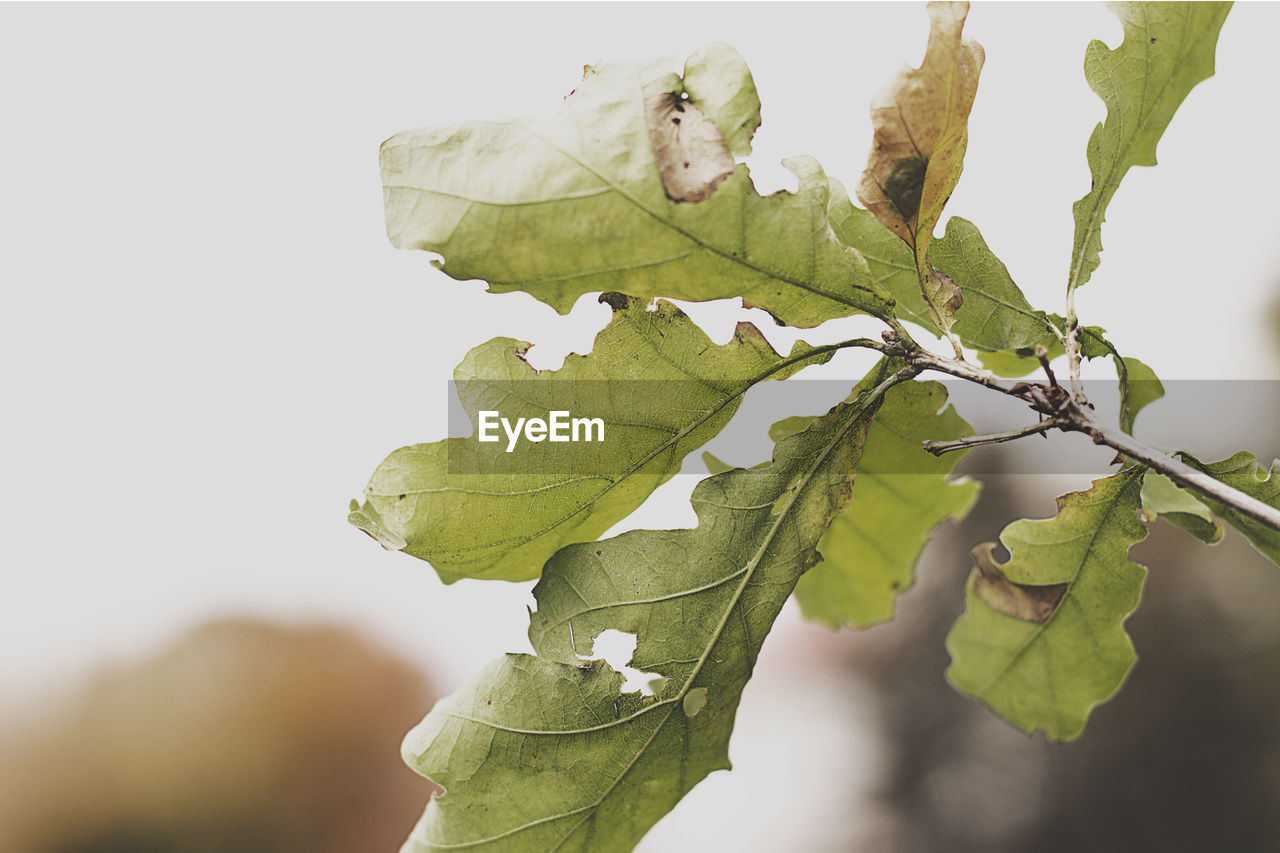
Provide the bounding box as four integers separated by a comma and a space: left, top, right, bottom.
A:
3, 2, 1279, 849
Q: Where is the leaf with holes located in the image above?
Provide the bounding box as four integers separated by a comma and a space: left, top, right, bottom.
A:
350, 294, 837, 583
398, 373, 894, 851
945, 469, 1149, 740
381, 43, 894, 328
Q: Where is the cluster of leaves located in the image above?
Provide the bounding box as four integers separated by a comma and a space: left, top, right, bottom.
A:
350, 3, 1269, 849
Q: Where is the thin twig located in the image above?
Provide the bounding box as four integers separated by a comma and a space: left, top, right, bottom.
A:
922, 420, 1058, 456
875, 326, 1280, 534
1071, 416, 1280, 533
1035, 343, 1059, 390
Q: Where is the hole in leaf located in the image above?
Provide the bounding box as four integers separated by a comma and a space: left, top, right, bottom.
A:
577, 629, 665, 696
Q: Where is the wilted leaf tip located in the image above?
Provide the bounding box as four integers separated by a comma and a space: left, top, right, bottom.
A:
857, 0, 984, 255
857, 1, 983, 346
348, 499, 408, 552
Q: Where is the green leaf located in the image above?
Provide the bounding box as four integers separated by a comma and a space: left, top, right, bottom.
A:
794, 377, 981, 628
1068, 1, 1231, 295
830, 194, 1054, 357
701, 363, 981, 629
699, 450, 734, 476
352, 295, 835, 583
828, 181, 931, 332
400, 374, 895, 851
1140, 470, 1223, 544
381, 43, 894, 328
946, 469, 1149, 740
856, 0, 984, 339
1178, 451, 1280, 565
1077, 327, 1165, 433
1114, 355, 1164, 434
931, 217, 1053, 352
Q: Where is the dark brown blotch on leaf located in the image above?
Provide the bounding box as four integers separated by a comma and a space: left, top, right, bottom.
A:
970, 542, 1067, 624
645, 92, 734, 203
883, 156, 928, 221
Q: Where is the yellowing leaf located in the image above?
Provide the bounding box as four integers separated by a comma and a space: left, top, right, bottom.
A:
382, 43, 894, 328
857, 1, 984, 338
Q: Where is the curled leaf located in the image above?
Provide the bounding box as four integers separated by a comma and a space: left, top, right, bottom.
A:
857, 0, 984, 337
969, 542, 1067, 624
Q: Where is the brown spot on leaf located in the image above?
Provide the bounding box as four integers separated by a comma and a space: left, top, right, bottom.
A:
645, 92, 734, 203
924, 264, 963, 323
970, 542, 1067, 624
598, 291, 638, 313
883, 156, 928, 220
856, 0, 983, 339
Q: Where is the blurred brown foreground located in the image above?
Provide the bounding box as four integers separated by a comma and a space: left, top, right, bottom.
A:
0, 620, 437, 853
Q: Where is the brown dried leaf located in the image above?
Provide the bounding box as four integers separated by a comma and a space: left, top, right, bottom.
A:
857, 0, 984, 335
970, 541, 1067, 624
646, 92, 735, 203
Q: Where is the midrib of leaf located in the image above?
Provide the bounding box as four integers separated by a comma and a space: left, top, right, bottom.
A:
388, 339, 852, 560
971, 472, 1137, 698
1068, 5, 1193, 297
486, 249, 700, 287
392, 476, 612, 499
544, 380, 890, 851
542, 566, 750, 635
383, 178, 613, 206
